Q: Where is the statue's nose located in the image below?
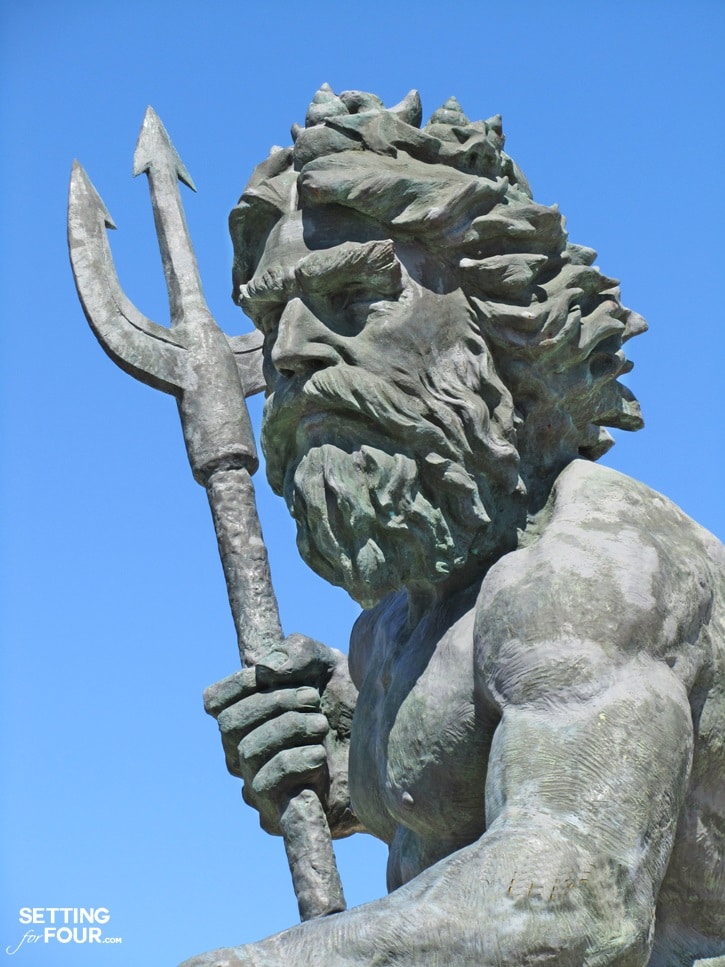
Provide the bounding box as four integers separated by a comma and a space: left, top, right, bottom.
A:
270, 297, 343, 378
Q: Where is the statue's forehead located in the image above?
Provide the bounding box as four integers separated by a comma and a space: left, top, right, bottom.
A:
256, 207, 388, 276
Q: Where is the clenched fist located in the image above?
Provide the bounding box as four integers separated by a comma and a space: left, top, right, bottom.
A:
203, 634, 361, 839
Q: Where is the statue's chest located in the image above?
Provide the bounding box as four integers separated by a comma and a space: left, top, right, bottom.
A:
349, 604, 497, 844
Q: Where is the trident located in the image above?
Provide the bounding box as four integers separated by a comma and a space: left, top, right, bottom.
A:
67, 107, 346, 922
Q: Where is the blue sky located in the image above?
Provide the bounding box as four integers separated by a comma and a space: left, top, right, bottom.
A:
1, 1, 723, 964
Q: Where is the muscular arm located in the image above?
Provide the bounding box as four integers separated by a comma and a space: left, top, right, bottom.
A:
218, 663, 690, 966
185, 465, 708, 966
472, 648, 693, 962
186, 651, 692, 967
460, 464, 702, 962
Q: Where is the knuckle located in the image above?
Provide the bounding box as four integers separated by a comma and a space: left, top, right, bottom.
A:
256, 636, 335, 687
218, 692, 273, 734
291, 686, 320, 708
253, 746, 326, 797
216, 703, 245, 733
217, 687, 320, 743
306, 712, 329, 736
255, 649, 289, 677
237, 734, 261, 766
238, 719, 281, 764
203, 668, 256, 716
237, 710, 328, 766
251, 763, 278, 798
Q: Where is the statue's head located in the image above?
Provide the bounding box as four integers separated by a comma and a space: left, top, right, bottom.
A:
230, 86, 646, 608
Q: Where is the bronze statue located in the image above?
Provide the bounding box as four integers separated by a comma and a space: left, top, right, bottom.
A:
70, 87, 725, 966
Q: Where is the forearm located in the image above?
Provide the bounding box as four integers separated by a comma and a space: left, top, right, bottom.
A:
216, 823, 652, 967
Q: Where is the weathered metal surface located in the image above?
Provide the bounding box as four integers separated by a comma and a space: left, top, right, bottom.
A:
68, 107, 345, 924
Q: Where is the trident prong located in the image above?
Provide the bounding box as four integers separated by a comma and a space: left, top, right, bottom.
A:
68, 150, 265, 401
68, 160, 187, 395
133, 107, 203, 326
67, 109, 346, 923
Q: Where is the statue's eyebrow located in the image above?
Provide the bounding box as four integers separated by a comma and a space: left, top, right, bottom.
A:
240, 265, 295, 306
240, 239, 401, 308
295, 239, 401, 296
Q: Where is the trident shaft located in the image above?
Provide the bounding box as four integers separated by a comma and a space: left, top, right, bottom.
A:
67, 107, 346, 922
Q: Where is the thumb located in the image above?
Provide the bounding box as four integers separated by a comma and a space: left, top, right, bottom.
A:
256, 633, 336, 688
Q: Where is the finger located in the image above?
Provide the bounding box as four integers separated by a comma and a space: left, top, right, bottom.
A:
219, 687, 321, 779
252, 745, 327, 799
238, 711, 329, 775
203, 667, 257, 717
255, 633, 337, 688
217, 686, 320, 740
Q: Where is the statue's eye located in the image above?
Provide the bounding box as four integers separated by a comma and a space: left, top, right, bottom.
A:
321, 289, 372, 330
329, 288, 365, 311
330, 286, 390, 315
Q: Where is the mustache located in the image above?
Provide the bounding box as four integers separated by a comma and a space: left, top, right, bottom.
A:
261, 364, 465, 478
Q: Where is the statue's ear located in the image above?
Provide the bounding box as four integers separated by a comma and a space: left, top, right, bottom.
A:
229, 198, 279, 302
229, 151, 295, 300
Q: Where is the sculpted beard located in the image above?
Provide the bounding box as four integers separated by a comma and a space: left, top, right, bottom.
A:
262, 332, 520, 609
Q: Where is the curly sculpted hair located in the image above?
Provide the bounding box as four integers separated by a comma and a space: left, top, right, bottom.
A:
230, 86, 645, 470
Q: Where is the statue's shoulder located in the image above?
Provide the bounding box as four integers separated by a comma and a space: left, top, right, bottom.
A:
546, 459, 724, 563
476, 460, 724, 664
533, 462, 725, 608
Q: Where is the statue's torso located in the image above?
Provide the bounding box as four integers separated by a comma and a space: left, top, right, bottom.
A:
349, 585, 497, 888
347, 462, 725, 961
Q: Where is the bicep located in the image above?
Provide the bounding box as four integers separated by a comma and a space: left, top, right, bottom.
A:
484, 653, 693, 891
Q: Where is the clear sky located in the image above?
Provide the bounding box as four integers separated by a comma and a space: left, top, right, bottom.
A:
1, 1, 723, 964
